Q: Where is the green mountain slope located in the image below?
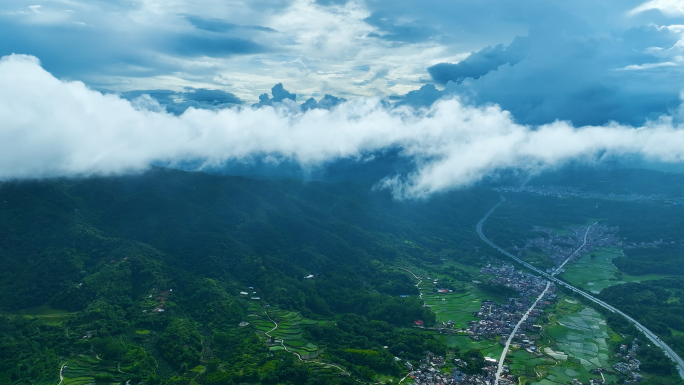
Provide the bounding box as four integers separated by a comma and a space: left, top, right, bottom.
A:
0, 168, 498, 384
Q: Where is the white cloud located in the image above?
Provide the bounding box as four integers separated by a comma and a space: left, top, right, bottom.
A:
630, 0, 684, 16
4, 0, 679, 109
5, 54, 684, 198
205, 0, 450, 100
618, 61, 679, 70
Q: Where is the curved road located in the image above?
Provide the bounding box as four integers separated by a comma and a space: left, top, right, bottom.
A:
263, 308, 348, 374
477, 197, 684, 379
57, 362, 67, 385
397, 267, 424, 300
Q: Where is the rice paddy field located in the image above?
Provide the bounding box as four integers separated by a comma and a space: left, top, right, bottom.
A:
242, 301, 358, 379
560, 247, 668, 294
61, 355, 124, 385
439, 334, 504, 360
417, 268, 511, 360
17, 305, 76, 325
422, 290, 481, 328
506, 350, 556, 380
247, 302, 332, 359
419, 280, 509, 328
530, 301, 618, 385
405, 263, 624, 384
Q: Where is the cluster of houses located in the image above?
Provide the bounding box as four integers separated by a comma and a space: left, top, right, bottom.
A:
513, 224, 619, 268
407, 352, 507, 385
463, 297, 543, 349
623, 238, 670, 249
481, 264, 555, 303
468, 265, 555, 353
406, 266, 564, 385
613, 339, 644, 383
239, 286, 261, 300
495, 185, 662, 201
142, 288, 173, 314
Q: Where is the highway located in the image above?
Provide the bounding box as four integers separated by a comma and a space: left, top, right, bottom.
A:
477, 197, 684, 379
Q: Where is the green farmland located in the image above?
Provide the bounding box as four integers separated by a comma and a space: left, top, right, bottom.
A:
420, 280, 509, 328
531, 300, 617, 385
17, 305, 76, 325
561, 247, 668, 294
247, 301, 332, 359
61, 355, 124, 385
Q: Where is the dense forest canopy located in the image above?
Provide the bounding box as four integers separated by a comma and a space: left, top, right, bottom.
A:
0, 168, 499, 384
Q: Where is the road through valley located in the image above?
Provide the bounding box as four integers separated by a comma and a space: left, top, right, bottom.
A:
477, 196, 684, 379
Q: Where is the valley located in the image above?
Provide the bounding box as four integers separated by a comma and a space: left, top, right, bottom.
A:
2, 168, 684, 384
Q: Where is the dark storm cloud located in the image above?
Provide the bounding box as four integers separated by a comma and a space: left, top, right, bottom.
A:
423, 21, 684, 126
427, 44, 522, 85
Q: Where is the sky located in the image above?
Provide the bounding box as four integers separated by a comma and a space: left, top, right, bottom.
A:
2, 0, 684, 197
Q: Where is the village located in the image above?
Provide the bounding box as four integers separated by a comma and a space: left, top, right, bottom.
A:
514, 224, 620, 268
405, 351, 509, 385
612, 339, 645, 384
468, 264, 555, 355
406, 262, 648, 385
495, 185, 664, 202
407, 265, 555, 385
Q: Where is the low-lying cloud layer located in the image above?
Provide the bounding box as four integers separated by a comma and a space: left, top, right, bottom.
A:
3, 54, 684, 198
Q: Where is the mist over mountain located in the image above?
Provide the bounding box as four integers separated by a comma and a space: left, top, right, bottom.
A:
4, 54, 684, 200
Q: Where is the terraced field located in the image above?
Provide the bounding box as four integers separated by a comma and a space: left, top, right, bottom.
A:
61, 356, 123, 385
17, 305, 76, 325
246, 302, 332, 359
533, 364, 617, 385
268, 310, 332, 358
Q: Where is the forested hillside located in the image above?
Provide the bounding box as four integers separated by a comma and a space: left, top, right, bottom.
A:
0, 168, 498, 384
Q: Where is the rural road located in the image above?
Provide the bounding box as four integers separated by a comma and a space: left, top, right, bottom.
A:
263, 308, 348, 374
57, 362, 67, 385
397, 267, 424, 300
477, 196, 684, 379
495, 281, 551, 385
263, 309, 304, 360
552, 222, 596, 276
